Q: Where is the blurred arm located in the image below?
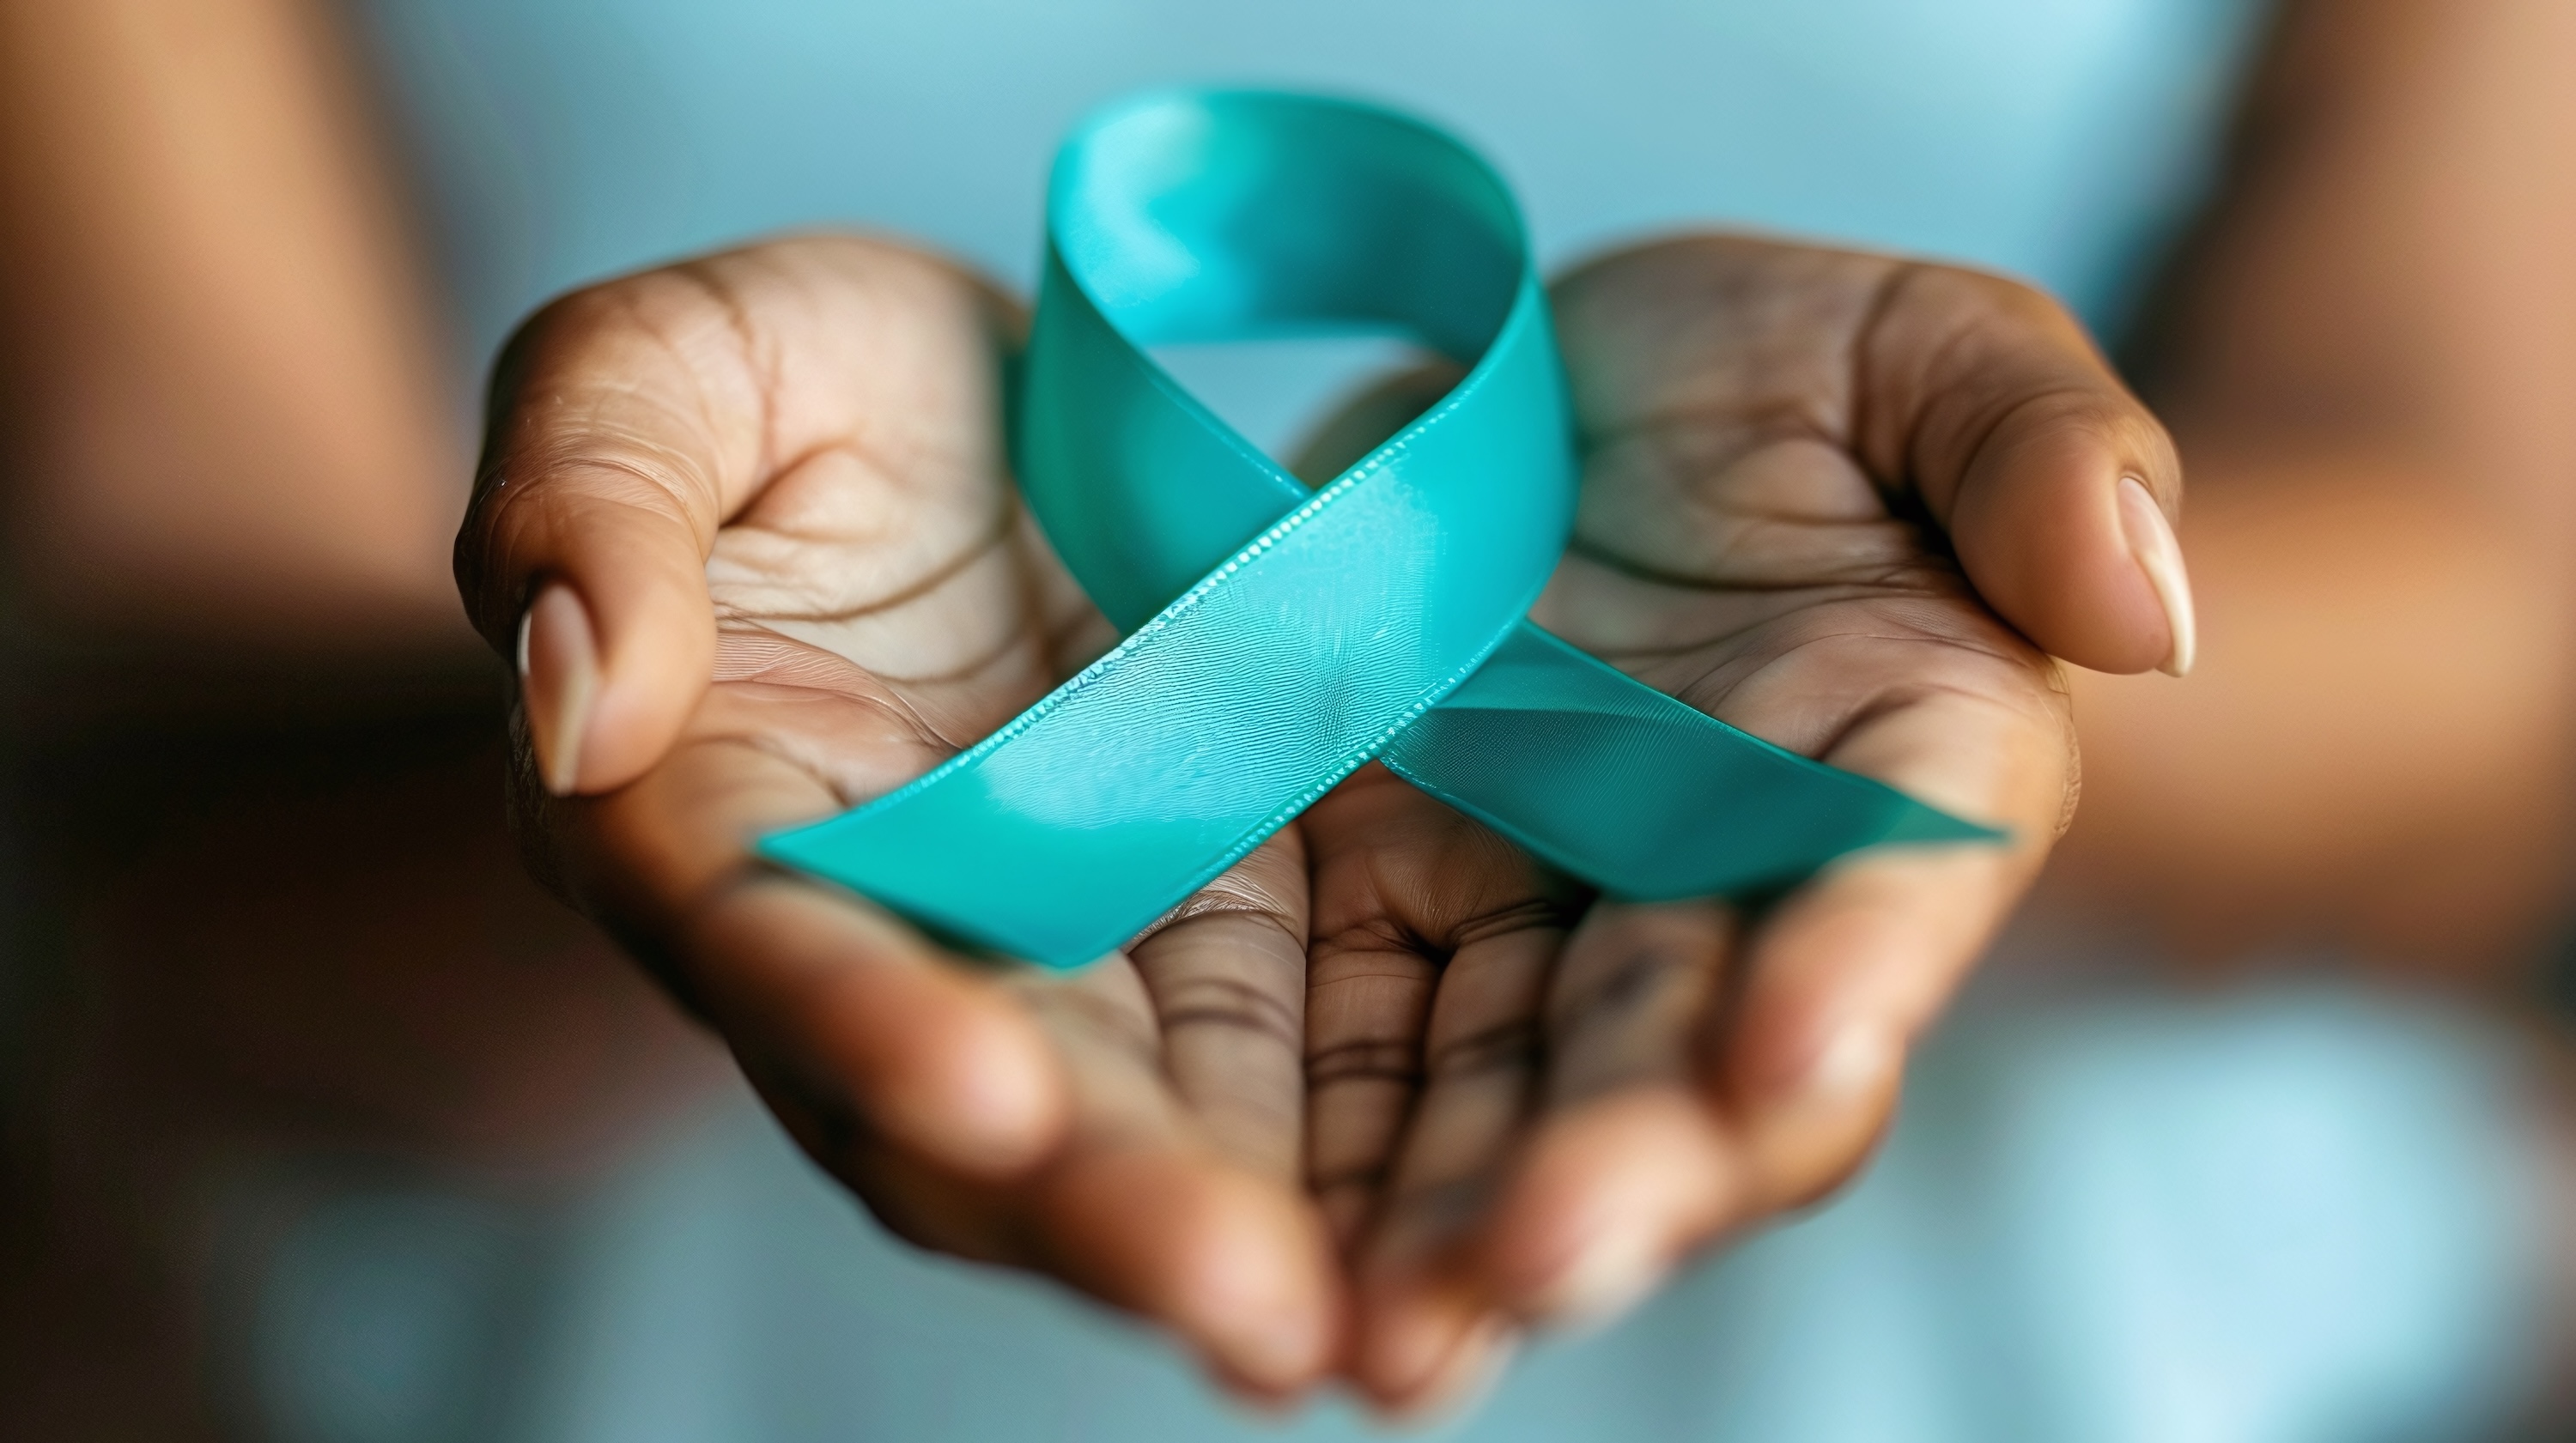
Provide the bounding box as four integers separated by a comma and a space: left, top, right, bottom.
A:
0, 0, 701, 1306
0, 0, 468, 675
2042, 0, 2576, 971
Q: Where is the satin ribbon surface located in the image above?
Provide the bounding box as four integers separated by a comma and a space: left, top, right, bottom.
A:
762, 89, 1996, 969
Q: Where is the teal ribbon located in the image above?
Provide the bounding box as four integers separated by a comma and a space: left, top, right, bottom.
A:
762, 89, 1995, 969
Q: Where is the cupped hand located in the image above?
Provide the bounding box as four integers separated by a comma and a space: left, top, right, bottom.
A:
455, 231, 2190, 1415
454, 238, 1340, 1398
1293, 236, 2190, 1411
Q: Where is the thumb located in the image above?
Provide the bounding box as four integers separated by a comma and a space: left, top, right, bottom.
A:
1858, 266, 2193, 677
454, 277, 760, 795
480, 493, 717, 797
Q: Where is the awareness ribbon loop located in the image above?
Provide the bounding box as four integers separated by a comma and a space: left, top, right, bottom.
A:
762, 89, 1996, 969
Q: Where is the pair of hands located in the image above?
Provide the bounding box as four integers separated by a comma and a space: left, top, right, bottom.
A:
453, 233, 2188, 1412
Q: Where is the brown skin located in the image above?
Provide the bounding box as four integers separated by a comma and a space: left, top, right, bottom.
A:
0, 0, 459, 645
455, 233, 2176, 1404
0, 4, 710, 1436
0, 0, 708, 1167
5, 0, 2574, 1429
2044, 0, 2576, 971
1294, 245, 2173, 1404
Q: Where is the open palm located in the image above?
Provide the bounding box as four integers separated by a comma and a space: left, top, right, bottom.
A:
1287, 237, 2186, 1409
463, 239, 1341, 1398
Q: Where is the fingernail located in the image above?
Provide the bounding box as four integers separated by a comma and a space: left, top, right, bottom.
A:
2117, 476, 2196, 678
520, 581, 598, 796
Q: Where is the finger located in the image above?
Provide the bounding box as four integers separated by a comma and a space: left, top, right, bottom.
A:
1126, 829, 1312, 1182
1370, 927, 1558, 1262
557, 675, 1070, 1177
1302, 925, 1436, 1247
702, 834, 1342, 1398
533, 615, 1080, 1179
1720, 847, 2007, 1211
1349, 915, 1559, 1409
1297, 767, 1580, 1410
1540, 900, 1736, 1108
755, 952, 1336, 1401
458, 238, 1018, 794
683, 635, 1333, 1391
1359, 903, 1737, 1349
1297, 767, 1450, 1246
1713, 652, 2065, 1212
1031, 1135, 1342, 1399
1457, 900, 1741, 1335
1300, 767, 1585, 1250
1551, 236, 2190, 677
1010, 960, 1342, 1398
1854, 263, 2191, 677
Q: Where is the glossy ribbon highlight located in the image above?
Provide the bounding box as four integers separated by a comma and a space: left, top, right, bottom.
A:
762, 89, 1995, 968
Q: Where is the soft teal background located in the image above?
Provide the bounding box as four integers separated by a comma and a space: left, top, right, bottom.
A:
355, 0, 2267, 366
233, 990, 2532, 1443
